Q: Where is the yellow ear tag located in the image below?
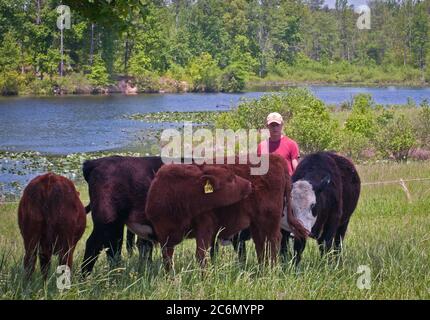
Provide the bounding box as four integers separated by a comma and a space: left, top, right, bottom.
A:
204, 180, 214, 194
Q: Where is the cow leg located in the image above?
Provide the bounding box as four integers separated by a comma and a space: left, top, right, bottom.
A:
104, 222, 124, 269
23, 238, 39, 279
318, 216, 340, 256
232, 231, 247, 264
39, 244, 52, 280
334, 220, 350, 254
161, 245, 175, 271
250, 226, 270, 265
209, 237, 219, 262
137, 238, 154, 264
195, 232, 213, 268
81, 226, 104, 276
293, 237, 306, 266
59, 244, 76, 271
126, 229, 135, 256
280, 229, 291, 262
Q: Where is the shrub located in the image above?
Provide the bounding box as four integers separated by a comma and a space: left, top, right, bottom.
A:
0, 70, 23, 95
374, 114, 417, 162
340, 130, 370, 160
414, 100, 430, 148
344, 94, 376, 139
87, 54, 111, 87
56, 72, 92, 94
220, 64, 247, 92
285, 99, 340, 154
165, 63, 189, 82
215, 91, 296, 130
186, 53, 221, 92
133, 71, 161, 93
27, 78, 54, 95
216, 88, 340, 154
128, 51, 152, 77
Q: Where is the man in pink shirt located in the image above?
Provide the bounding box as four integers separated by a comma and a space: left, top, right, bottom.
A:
257, 112, 300, 176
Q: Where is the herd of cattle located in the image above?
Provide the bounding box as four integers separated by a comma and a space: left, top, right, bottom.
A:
17, 151, 361, 279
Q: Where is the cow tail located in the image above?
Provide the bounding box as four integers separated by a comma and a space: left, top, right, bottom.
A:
284, 174, 308, 240
82, 160, 96, 214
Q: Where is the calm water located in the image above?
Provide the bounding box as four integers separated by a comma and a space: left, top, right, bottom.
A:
1, 86, 430, 154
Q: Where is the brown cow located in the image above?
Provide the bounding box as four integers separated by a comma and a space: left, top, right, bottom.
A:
205, 154, 308, 264
136, 154, 307, 267
134, 163, 253, 269
18, 173, 86, 279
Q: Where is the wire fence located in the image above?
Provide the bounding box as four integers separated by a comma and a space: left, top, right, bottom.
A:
1, 177, 430, 205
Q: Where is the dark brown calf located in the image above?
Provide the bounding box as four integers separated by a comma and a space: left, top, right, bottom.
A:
205, 154, 307, 264
18, 173, 86, 279
81, 156, 164, 275
138, 155, 307, 267
141, 163, 252, 269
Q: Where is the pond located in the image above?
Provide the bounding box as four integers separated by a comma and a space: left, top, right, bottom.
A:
1, 86, 429, 155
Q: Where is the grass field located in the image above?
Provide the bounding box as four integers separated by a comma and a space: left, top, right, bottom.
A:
0, 161, 429, 300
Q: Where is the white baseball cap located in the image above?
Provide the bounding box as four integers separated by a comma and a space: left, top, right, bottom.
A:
266, 112, 283, 125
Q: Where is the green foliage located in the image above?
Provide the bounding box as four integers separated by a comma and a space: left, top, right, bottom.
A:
132, 71, 160, 93
27, 78, 55, 95
128, 51, 152, 77
37, 48, 64, 80
341, 94, 376, 157
216, 88, 339, 153
284, 96, 340, 154
0, 31, 20, 72
374, 114, 417, 162
339, 130, 370, 160
220, 35, 258, 92
0, 70, 22, 95
56, 72, 92, 94
215, 91, 295, 130
87, 55, 110, 87
186, 53, 221, 92
414, 100, 430, 148
220, 64, 247, 92
1, 0, 430, 93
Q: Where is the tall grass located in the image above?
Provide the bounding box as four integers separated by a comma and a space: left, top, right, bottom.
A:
0, 162, 429, 299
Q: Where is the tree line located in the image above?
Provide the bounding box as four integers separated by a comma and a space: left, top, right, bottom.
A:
0, 0, 429, 95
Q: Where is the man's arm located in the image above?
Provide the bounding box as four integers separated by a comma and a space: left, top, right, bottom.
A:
292, 158, 299, 172
289, 139, 300, 173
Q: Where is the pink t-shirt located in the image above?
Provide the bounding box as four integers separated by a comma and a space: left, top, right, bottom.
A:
257, 135, 300, 175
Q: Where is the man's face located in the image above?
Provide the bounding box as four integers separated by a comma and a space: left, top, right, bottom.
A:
268, 122, 283, 140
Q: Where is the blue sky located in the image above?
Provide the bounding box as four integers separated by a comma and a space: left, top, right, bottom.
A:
324, 0, 369, 8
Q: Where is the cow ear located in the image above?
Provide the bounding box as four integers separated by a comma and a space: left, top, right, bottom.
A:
315, 175, 331, 193
200, 175, 220, 193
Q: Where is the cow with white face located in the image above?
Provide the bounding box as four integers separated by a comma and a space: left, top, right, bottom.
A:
280, 152, 361, 265
281, 176, 331, 236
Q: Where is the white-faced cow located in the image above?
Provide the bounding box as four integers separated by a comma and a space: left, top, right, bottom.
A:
280, 151, 361, 264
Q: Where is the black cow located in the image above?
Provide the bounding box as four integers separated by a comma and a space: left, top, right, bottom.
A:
230, 152, 361, 265
280, 151, 361, 264
81, 156, 164, 275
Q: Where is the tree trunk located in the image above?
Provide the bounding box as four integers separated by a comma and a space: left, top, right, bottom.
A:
124, 34, 129, 74
36, 0, 42, 25
89, 23, 95, 66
